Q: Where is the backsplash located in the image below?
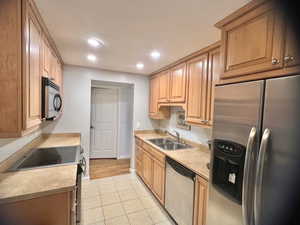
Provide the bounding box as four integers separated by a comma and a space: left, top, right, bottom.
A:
159, 107, 212, 146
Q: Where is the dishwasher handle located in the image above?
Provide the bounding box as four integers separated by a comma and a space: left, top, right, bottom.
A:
166, 157, 196, 180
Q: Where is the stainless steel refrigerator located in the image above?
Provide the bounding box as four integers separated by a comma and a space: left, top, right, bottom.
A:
207, 75, 300, 225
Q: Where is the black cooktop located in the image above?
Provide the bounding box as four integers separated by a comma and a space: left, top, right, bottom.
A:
9, 146, 80, 171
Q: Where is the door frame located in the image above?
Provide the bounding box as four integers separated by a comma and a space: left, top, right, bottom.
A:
90, 86, 120, 159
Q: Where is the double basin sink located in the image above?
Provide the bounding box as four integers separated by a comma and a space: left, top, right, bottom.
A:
148, 138, 192, 151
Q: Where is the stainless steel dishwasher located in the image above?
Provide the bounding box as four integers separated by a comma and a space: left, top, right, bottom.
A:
165, 157, 196, 225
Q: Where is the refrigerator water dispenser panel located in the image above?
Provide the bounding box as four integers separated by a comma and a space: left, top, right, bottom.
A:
212, 139, 246, 204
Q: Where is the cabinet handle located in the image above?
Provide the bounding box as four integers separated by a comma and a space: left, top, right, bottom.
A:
284, 55, 294, 63
271, 58, 280, 65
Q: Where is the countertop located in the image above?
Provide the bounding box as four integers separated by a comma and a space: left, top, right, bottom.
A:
0, 133, 81, 204
134, 131, 210, 180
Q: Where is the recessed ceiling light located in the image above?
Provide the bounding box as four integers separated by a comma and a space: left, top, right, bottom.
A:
136, 63, 144, 70
150, 50, 161, 59
87, 38, 104, 48
87, 54, 97, 62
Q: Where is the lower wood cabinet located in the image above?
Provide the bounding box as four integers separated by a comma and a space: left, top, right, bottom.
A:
0, 191, 74, 225
193, 175, 208, 225
135, 138, 165, 204
152, 159, 165, 204
142, 151, 153, 187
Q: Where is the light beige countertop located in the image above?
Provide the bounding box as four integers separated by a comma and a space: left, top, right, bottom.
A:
134, 131, 210, 180
0, 133, 81, 204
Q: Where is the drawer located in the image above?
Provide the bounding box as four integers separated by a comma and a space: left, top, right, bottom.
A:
142, 142, 165, 164
135, 137, 142, 147
135, 146, 143, 162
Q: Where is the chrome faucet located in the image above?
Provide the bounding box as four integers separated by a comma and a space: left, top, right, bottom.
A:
173, 130, 180, 143
164, 129, 181, 143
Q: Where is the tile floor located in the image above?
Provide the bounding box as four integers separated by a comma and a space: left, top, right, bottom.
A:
81, 173, 176, 225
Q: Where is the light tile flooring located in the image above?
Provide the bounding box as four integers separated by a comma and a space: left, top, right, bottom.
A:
82, 173, 176, 225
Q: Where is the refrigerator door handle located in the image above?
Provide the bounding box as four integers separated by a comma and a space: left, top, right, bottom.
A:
242, 127, 257, 225
254, 128, 271, 225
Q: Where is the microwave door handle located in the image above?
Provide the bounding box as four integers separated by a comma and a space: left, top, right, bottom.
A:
254, 128, 271, 225
242, 127, 257, 225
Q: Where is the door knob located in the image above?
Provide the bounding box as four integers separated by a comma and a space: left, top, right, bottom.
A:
90, 126, 94, 129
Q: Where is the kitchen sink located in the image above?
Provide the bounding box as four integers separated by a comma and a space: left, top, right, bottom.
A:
148, 138, 192, 150
8, 146, 80, 171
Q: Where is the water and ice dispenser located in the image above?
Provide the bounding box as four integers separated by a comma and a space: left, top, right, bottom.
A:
211, 139, 246, 204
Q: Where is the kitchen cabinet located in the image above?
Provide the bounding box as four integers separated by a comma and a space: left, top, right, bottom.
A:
186, 47, 220, 127
42, 38, 51, 77
186, 54, 209, 125
216, 0, 300, 84
193, 175, 208, 225
1, 191, 73, 225
142, 151, 153, 188
169, 63, 187, 103
216, 1, 284, 80
283, 25, 300, 67
0, 0, 63, 137
158, 70, 170, 103
23, 5, 42, 130
135, 139, 166, 204
152, 159, 165, 204
149, 75, 170, 119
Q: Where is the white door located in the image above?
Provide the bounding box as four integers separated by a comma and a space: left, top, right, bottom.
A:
90, 88, 118, 158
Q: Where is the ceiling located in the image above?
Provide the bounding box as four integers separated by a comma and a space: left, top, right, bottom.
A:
35, 0, 250, 75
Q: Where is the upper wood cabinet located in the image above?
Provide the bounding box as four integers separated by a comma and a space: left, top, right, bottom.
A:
149, 76, 170, 119
217, 1, 284, 80
283, 25, 300, 68
186, 48, 220, 127
169, 63, 187, 103
186, 54, 209, 125
0, 0, 63, 138
158, 71, 170, 103
23, 4, 42, 130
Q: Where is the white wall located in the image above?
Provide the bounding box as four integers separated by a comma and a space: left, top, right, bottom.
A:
43, 65, 159, 176
118, 87, 134, 159
159, 107, 212, 146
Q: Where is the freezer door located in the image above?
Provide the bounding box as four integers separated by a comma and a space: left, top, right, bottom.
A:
255, 75, 300, 225
207, 81, 264, 225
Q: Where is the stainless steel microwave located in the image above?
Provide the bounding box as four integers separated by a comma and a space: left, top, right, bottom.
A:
42, 77, 62, 120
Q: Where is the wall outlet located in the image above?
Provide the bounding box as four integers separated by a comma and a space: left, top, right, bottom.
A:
136, 121, 141, 129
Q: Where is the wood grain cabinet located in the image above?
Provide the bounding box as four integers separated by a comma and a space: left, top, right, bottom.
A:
169, 63, 187, 103
142, 151, 153, 188
216, 0, 300, 84
216, 1, 284, 80
149, 75, 170, 119
24, 5, 43, 130
193, 175, 208, 225
0, 0, 63, 137
186, 48, 220, 127
158, 70, 170, 103
136, 139, 166, 204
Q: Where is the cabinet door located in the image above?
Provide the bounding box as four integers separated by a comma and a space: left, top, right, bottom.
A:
158, 71, 170, 103
186, 54, 208, 125
24, 7, 42, 130
142, 151, 153, 187
152, 160, 165, 204
169, 63, 187, 103
220, 2, 284, 79
206, 49, 220, 126
49, 51, 57, 82
283, 25, 300, 67
149, 76, 159, 115
193, 176, 208, 225
42, 39, 51, 77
